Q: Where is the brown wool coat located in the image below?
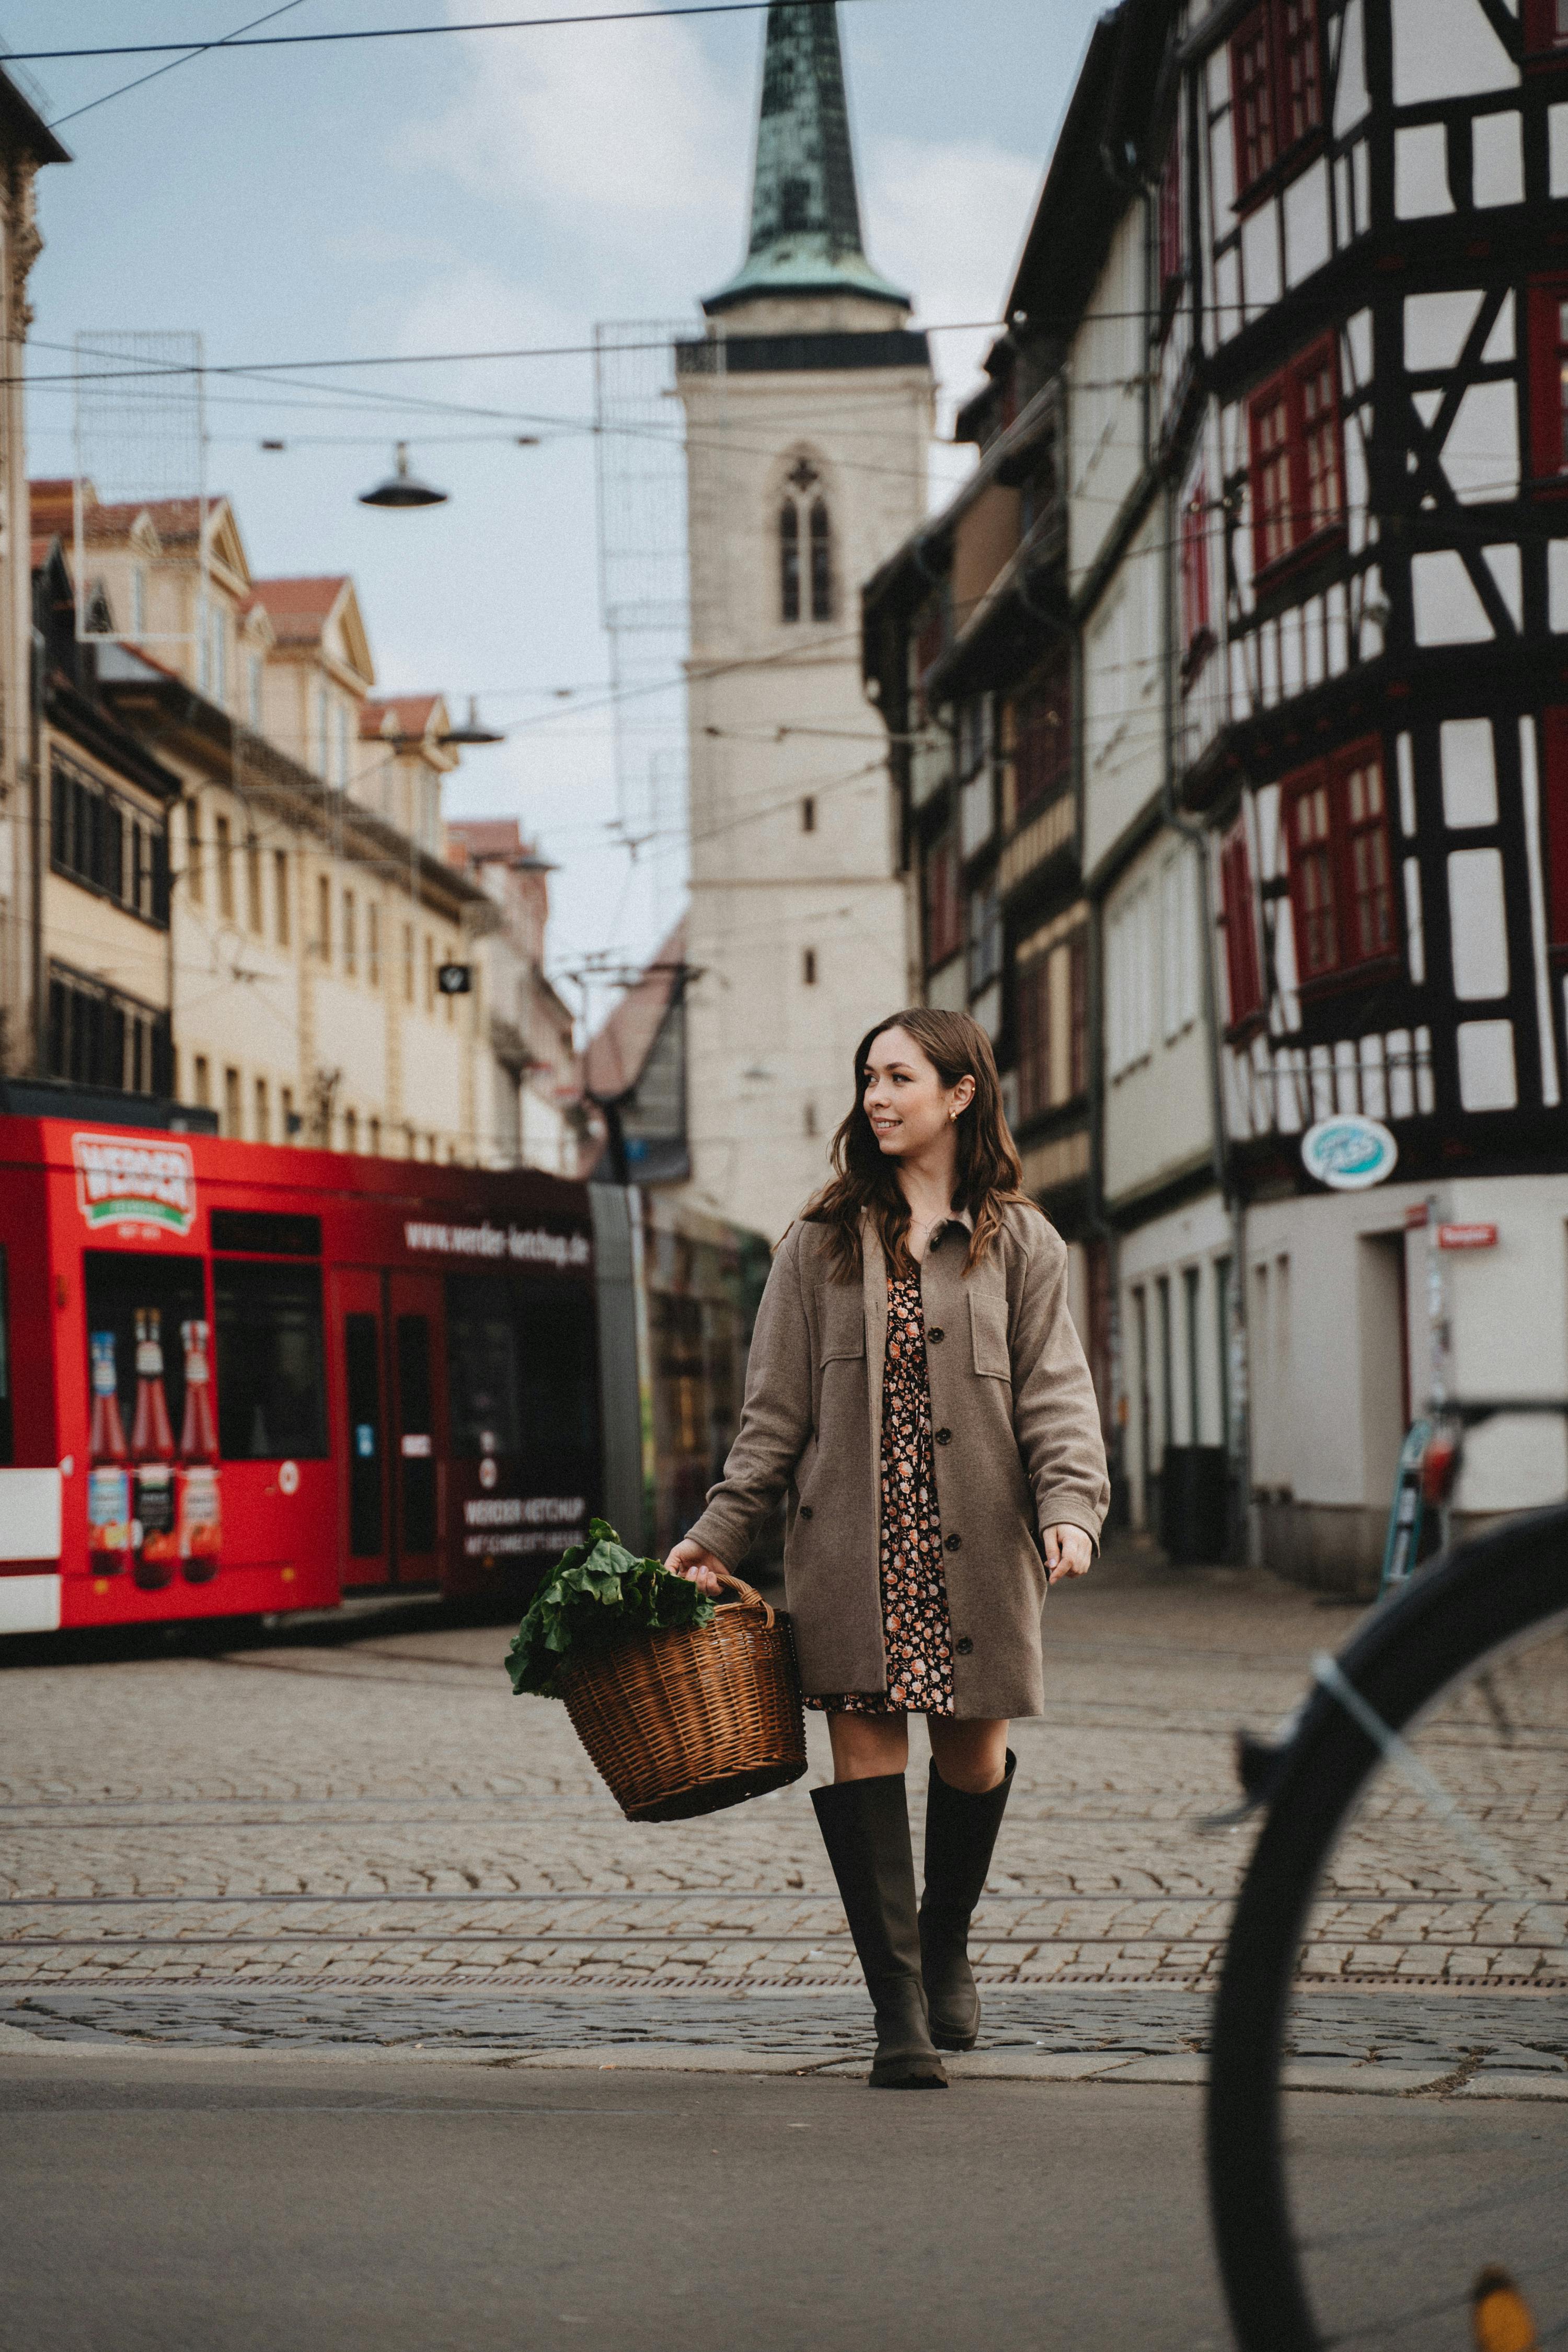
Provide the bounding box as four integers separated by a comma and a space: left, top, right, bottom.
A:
686, 1202, 1110, 1720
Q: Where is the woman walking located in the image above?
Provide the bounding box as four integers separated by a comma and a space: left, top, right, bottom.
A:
666, 1009, 1109, 2088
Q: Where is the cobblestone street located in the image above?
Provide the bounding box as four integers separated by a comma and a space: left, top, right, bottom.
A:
4, 1541, 1566, 2086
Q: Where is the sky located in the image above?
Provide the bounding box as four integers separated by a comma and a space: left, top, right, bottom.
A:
7, 0, 1106, 1022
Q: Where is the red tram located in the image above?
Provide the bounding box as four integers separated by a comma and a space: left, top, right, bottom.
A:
0, 1115, 617, 1636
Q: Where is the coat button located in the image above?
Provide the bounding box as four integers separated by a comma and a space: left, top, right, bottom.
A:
928, 1327, 944, 1343
935, 1428, 952, 1446
955, 1636, 973, 1656
799, 1504, 813, 1519
944, 1532, 961, 1553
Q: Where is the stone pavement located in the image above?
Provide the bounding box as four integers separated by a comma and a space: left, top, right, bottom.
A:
3, 1538, 1565, 2086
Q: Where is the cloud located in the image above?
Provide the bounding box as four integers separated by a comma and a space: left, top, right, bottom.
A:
865, 133, 1041, 434
413, 0, 748, 286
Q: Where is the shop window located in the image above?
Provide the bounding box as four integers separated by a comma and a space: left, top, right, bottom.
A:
1011, 661, 1072, 815
1282, 740, 1396, 985
1219, 817, 1265, 1028
1248, 338, 1344, 580
1230, 0, 1322, 204
925, 827, 962, 970
213, 1260, 327, 1460
1536, 708, 1568, 965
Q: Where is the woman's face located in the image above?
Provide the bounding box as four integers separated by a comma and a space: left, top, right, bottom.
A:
862, 1026, 975, 1160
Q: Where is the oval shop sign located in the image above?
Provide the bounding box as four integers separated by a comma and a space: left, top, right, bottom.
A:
1300, 1114, 1399, 1192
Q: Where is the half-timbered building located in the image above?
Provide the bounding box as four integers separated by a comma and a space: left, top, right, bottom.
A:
862, 0, 1568, 1586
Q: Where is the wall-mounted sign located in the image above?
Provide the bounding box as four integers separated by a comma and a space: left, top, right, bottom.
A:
73, 1134, 195, 1237
1438, 1223, 1498, 1251
1300, 1115, 1399, 1192
436, 963, 472, 995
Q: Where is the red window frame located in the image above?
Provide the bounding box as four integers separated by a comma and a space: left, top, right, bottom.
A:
1523, 0, 1568, 56
1180, 478, 1213, 666
1230, 0, 1322, 204
925, 827, 962, 971
1011, 659, 1072, 816
1282, 740, 1397, 987
1539, 709, 1568, 967
1219, 817, 1264, 1030
1248, 337, 1345, 581
1526, 278, 1568, 487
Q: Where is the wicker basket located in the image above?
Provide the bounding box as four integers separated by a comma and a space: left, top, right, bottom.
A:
561, 1570, 806, 1823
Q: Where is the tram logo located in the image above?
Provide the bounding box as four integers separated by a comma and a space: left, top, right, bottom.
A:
72, 1134, 197, 1238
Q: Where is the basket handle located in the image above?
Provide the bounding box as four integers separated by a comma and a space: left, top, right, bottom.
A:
707, 1566, 775, 1629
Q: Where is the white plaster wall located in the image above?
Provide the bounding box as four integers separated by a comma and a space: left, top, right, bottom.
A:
1068, 204, 1147, 592
1244, 1177, 1568, 1520
1389, 0, 1517, 106
1082, 508, 1165, 873
1102, 828, 1215, 1210
1117, 1187, 1231, 1528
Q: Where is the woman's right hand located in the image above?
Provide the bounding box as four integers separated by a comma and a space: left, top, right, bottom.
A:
664, 1539, 729, 1598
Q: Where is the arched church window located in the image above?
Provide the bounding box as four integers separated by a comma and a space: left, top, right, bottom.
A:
778, 457, 830, 625
779, 502, 800, 624
809, 499, 832, 622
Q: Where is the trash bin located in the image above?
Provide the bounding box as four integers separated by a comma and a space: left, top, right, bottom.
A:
1159, 1446, 1230, 1563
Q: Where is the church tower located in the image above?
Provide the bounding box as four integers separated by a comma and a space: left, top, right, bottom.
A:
676, 0, 934, 1241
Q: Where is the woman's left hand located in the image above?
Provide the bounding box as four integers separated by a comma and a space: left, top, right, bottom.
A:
1043, 1524, 1093, 1584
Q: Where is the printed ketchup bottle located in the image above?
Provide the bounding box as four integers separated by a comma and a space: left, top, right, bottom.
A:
177, 1318, 221, 1583
130, 1308, 178, 1590
87, 1331, 134, 1576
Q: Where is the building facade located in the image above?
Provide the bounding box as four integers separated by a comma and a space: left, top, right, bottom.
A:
674, 0, 935, 1242
866, 0, 1568, 1585
26, 482, 510, 1163
446, 817, 581, 1174
0, 75, 67, 1085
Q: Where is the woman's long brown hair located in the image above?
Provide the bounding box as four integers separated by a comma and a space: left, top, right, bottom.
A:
802, 1007, 1034, 1279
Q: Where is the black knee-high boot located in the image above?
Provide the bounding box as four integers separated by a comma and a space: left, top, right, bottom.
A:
918, 1751, 1016, 2052
812, 1774, 948, 2090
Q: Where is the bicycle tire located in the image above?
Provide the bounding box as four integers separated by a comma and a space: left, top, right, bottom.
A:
1206, 1505, 1568, 2352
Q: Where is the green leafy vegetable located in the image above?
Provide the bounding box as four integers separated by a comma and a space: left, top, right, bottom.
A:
504, 1518, 717, 1699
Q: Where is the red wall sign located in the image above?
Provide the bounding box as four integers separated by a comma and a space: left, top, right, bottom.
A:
1437, 1223, 1498, 1251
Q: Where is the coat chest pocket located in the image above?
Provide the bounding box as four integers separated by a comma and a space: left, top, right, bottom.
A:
969, 1291, 1011, 1381
819, 1287, 866, 1363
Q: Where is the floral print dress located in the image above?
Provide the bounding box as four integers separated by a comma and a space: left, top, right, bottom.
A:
806, 1266, 955, 1717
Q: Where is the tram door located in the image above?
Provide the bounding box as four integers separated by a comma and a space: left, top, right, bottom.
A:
387, 1270, 445, 1586
333, 1269, 390, 1589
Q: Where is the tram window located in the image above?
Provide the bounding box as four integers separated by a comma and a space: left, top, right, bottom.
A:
0, 1248, 11, 1464
445, 1276, 523, 1457
517, 1289, 598, 1461
344, 1314, 383, 1556
213, 1261, 327, 1459
210, 1209, 321, 1257
396, 1315, 437, 1552
84, 1251, 207, 1441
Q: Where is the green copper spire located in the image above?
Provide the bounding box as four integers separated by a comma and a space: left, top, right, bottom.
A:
705, 1, 909, 316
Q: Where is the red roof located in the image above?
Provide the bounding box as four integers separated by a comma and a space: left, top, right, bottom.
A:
28, 480, 220, 549
583, 920, 687, 1101
446, 818, 524, 861
361, 693, 440, 742
247, 575, 349, 646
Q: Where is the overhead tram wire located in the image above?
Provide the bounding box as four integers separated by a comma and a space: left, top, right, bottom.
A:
43, 0, 313, 132
7, 0, 874, 66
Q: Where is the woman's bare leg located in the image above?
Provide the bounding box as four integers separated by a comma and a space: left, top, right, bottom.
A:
826, 1712, 909, 1783
927, 1716, 1010, 1793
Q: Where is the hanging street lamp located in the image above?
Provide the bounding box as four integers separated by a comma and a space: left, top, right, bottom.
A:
359, 441, 447, 509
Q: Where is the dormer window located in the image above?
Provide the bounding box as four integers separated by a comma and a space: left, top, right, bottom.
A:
779, 458, 832, 623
